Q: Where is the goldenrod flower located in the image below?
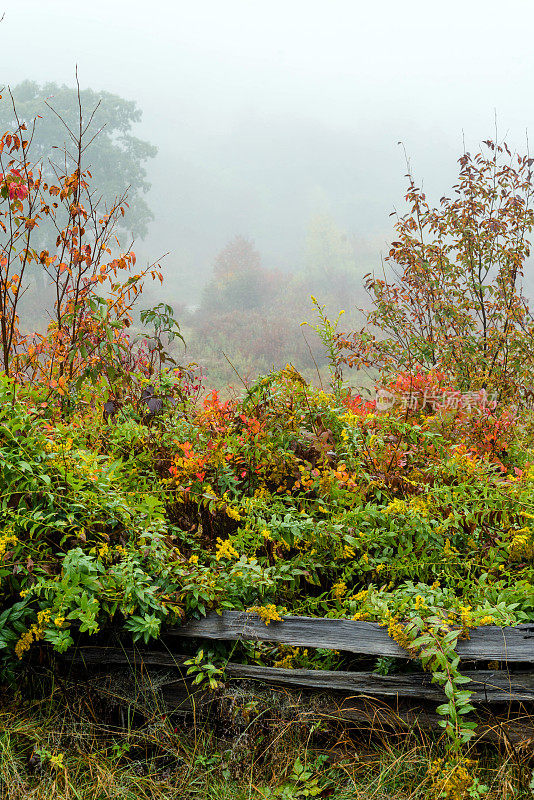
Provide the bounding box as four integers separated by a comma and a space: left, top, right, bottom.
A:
215, 537, 239, 561
332, 580, 347, 600
246, 604, 287, 625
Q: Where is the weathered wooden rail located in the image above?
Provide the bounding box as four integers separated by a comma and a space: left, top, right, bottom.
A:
72, 646, 534, 703
169, 611, 534, 663
65, 613, 534, 707
65, 614, 534, 746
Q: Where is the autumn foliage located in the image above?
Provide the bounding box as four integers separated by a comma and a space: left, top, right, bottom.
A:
0, 90, 162, 398
338, 141, 534, 398
2, 99, 534, 788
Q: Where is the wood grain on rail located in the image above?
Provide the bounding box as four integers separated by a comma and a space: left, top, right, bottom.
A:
167, 611, 534, 662
71, 646, 534, 703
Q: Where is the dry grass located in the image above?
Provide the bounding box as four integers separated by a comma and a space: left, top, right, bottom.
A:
0, 680, 532, 800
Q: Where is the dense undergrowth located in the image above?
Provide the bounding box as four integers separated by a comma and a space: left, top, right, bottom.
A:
4, 364, 533, 658
2, 363, 534, 789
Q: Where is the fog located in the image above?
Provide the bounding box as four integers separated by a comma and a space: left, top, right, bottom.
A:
2, 0, 534, 384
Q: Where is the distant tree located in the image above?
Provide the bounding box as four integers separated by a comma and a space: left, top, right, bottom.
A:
299, 214, 362, 312
304, 214, 356, 281
213, 235, 261, 279
201, 236, 280, 312
0, 81, 157, 240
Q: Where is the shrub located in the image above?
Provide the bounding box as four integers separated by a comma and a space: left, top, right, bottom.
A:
338, 140, 534, 398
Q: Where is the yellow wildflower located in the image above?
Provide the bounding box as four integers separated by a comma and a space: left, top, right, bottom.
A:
443, 539, 459, 558
509, 528, 534, 560
15, 610, 52, 659
215, 537, 239, 561
15, 630, 34, 659
246, 604, 287, 625
225, 506, 242, 521
386, 615, 412, 650
408, 496, 429, 518
459, 604, 472, 631
274, 645, 300, 669
332, 580, 347, 600
428, 757, 478, 800
383, 498, 407, 516
0, 533, 17, 559
98, 543, 109, 559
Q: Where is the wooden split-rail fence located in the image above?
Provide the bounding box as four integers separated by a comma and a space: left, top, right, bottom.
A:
69, 612, 534, 744
171, 611, 534, 662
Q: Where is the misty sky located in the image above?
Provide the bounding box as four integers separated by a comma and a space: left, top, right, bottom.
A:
2, 0, 534, 304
